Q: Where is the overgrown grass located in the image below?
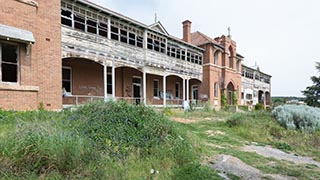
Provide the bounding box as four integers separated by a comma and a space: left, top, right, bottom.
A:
170, 109, 320, 179
0, 101, 218, 179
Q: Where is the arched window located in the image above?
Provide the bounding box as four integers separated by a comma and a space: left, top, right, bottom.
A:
214, 82, 218, 97
228, 46, 233, 69
214, 51, 219, 65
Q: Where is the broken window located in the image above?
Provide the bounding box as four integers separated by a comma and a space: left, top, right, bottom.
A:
186, 52, 190, 62
61, 9, 72, 27
147, 38, 153, 50
176, 49, 181, 59
62, 67, 71, 93
111, 26, 119, 40
199, 56, 203, 65
154, 40, 160, 52
98, 22, 108, 38
129, 32, 136, 46
170, 47, 176, 58
87, 18, 97, 34
1, 43, 18, 83
74, 13, 85, 31
137, 36, 143, 48
160, 42, 165, 53
181, 50, 185, 60
120, 29, 127, 43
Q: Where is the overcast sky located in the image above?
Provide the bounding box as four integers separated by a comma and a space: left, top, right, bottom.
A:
91, 0, 320, 97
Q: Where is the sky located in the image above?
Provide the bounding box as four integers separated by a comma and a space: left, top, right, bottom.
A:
91, 0, 320, 97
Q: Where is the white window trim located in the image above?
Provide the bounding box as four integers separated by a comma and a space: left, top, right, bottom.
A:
191, 85, 198, 100
62, 66, 72, 95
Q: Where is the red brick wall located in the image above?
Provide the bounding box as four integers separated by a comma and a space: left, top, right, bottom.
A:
0, 0, 61, 110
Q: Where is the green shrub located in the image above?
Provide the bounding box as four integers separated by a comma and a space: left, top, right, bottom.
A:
221, 93, 227, 107
226, 113, 246, 127
238, 105, 249, 111
69, 101, 192, 160
255, 103, 265, 110
272, 105, 320, 131
163, 106, 173, 116
273, 141, 293, 151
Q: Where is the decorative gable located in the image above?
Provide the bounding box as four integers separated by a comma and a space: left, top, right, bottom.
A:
148, 21, 169, 35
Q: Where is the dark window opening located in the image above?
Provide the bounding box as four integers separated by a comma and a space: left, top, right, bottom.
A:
187, 52, 191, 62
107, 74, 112, 94
111, 26, 119, 40
147, 38, 153, 50
153, 80, 159, 97
98, 22, 108, 38
175, 83, 180, 98
129, 32, 136, 46
176, 50, 181, 59
62, 68, 71, 93
1, 43, 18, 83
160, 42, 165, 53
154, 40, 160, 52
120, 29, 127, 43
181, 50, 185, 60
167, 47, 170, 56
87, 19, 97, 34
170, 48, 176, 58
61, 9, 72, 26
191, 54, 195, 63
137, 36, 143, 48
74, 14, 85, 31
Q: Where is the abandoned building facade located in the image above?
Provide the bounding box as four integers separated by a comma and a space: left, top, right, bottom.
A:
0, 0, 271, 110
241, 64, 271, 107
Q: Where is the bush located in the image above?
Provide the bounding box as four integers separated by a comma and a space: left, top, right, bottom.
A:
272, 105, 320, 131
255, 103, 265, 110
226, 113, 246, 127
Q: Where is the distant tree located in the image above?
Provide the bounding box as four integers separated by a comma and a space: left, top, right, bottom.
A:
302, 62, 320, 107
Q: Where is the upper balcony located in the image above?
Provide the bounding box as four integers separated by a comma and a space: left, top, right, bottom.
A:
60, 0, 203, 80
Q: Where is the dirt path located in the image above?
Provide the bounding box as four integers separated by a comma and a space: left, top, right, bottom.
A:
209, 154, 296, 180
242, 145, 320, 167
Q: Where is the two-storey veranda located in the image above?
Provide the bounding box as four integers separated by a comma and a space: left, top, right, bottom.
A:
61, 0, 204, 107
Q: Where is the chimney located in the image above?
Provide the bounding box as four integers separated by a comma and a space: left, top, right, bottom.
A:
182, 20, 192, 43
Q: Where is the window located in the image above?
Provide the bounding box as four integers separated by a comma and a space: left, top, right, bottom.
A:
246, 94, 253, 100
86, 18, 97, 34
1, 43, 18, 83
111, 26, 119, 40
74, 13, 85, 31
153, 79, 159, 97
175, 82, 180, 98
62, 67, 72, 93
214, 83, 218, 97
98, 22, 108, 38
107, 74, 112, 94
61, 9, 72, 27
120, 29, 128, 43
214, 51, 219, 65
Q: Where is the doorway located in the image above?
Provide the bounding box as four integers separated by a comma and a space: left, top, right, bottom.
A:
132, 77, 141, 104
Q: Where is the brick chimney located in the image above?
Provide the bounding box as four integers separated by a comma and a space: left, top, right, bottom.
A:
182, 20, 192, 43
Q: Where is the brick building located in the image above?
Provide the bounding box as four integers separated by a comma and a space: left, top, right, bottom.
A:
0, 0, 61, 110
0, 0, 270, 110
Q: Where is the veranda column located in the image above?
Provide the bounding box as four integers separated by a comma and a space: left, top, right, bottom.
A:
103, 63, 108, 101
186, 79, 189, 101
143, 69, 147, 105
183, 78, 186, 101
112, 59, 115, 100
163, 74, 166, 107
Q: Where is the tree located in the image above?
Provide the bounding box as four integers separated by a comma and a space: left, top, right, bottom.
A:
302, 62, 320, 107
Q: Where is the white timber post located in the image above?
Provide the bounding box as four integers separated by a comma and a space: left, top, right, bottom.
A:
107, 18, 111, 39
103, 63, 108, 101
163, 74, 166, 107
143, 69, 147, 105
112, 59, 115, 100
183, 78, 186, 101
186, 78, 189, 102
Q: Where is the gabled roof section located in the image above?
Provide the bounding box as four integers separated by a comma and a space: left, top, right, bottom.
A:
148, 21, 169, 36
190, 31, 222, 48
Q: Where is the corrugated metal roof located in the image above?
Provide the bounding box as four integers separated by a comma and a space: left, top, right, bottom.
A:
0, 24, 35, 43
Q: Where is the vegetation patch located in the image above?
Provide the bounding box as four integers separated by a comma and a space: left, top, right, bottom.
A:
272, 104, 320, 131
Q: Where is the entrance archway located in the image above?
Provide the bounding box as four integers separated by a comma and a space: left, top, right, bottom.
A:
227, 82, 235, 105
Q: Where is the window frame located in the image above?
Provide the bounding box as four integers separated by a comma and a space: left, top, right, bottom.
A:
214, 82, 218, 98
0, 41, 20, 84
62, 66, 72, 94
153, 79, 159, 98
175, 82, 180, 99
